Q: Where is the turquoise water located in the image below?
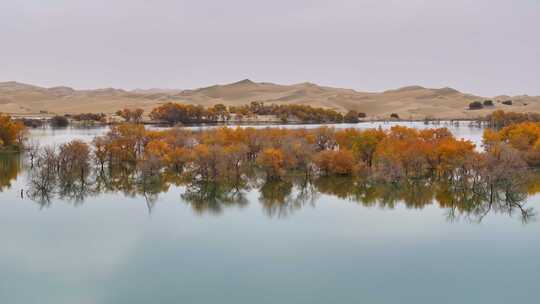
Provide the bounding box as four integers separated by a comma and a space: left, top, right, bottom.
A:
0, 124, 538, 304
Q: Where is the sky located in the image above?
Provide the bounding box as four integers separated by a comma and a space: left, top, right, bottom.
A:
1, 0, 539, 96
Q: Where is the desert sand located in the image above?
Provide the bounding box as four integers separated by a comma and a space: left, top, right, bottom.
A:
1, 79, 538, 120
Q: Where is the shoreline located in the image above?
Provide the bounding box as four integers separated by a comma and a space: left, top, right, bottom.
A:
20, 119, 488, 134
12, 114, 486, 129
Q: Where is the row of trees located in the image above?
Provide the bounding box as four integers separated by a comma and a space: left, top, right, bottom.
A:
484, 110, 540, 128
21, 103, 364, 129
69, 113, 107, 123
25, 124, 527, 189
228, 102, 352, 123
150, 102, 359, 124
469, 100, 495, 110
483, 121, 540, 166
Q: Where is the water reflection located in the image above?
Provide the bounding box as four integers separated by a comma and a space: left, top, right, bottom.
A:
259, 179, 319, 218
19, 160, 537, 223
316, 176, 534, 223
0, 153, 21, 192
2, 126, 536, 223
182, 181, 250, 215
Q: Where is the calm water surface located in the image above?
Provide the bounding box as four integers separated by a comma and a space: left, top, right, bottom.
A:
0, 123, 538, 304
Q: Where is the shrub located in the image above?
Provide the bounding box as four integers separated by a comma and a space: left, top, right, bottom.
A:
71, 113, 106, 122
390, 113, 400, 119
314, 149, 355, 175
502, 100, 513, 105
469, 101, 484, 110
483, 100, 494, 106
21, 118, 44, 128
344, 110, 360, 123
257, 148, 285, 180
50, 115, 69, 128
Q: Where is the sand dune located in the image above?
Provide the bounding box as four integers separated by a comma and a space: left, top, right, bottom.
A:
1, 79, 539, 119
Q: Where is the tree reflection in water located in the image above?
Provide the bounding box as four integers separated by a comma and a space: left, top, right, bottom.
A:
0, 153, 21, 192
311, 175, 535, 223
182, 181, 249, 215
20, 161, 537, 223
258, 177, 319, 218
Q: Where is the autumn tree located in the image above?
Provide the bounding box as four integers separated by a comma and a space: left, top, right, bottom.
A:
209, 104, 230, 121
222, 144, 249, 183
257, 148, 285, 181
480, 143, 528, 194
434, 138, 476, 180
351, 128, 386, 167
57, 140, 91, 181
192, 144, 225, 181
0, 114, 26, 151
281, 137, 315, 175
335, 128, 362, 150
482, 121, 540, 166
373, 126, 436, 180
312, 127, 336, 151
143, 140, 170, 174
314, 149, 356, 176
164, 147, 192, 173
344, 110, 360, 123
92, 136, 109, 171
485, 110, 540, 129
95, 123, 146, 167
116, 108, 144, 123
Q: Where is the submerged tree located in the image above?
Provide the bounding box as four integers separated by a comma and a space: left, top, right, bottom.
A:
20, 121, 540, 223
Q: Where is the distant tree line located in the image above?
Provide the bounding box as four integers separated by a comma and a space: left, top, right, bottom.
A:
69, 113, 107, 123
21, 102, 369, 130
150, 102, 365, 124
483, 110, 540, 128
469, 99, 513, 110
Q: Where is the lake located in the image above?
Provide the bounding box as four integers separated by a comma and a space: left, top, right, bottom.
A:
0, 122, 538, 304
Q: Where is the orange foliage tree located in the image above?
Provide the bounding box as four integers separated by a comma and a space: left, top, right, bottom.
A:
0, 114, 26, 151
116, 108, 144, 123
257, 148, 285, 180
483, 121, 540, 166
314, 149, 356, 175
84, 124, 492, 184
150, 102, 345, 124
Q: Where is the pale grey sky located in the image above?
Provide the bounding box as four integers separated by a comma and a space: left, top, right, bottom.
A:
1, 0, 539, 96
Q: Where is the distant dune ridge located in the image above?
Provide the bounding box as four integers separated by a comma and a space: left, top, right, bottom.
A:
0, 79, 539, 119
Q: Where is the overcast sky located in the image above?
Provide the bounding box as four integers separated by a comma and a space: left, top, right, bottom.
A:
1, 0, 539, 96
